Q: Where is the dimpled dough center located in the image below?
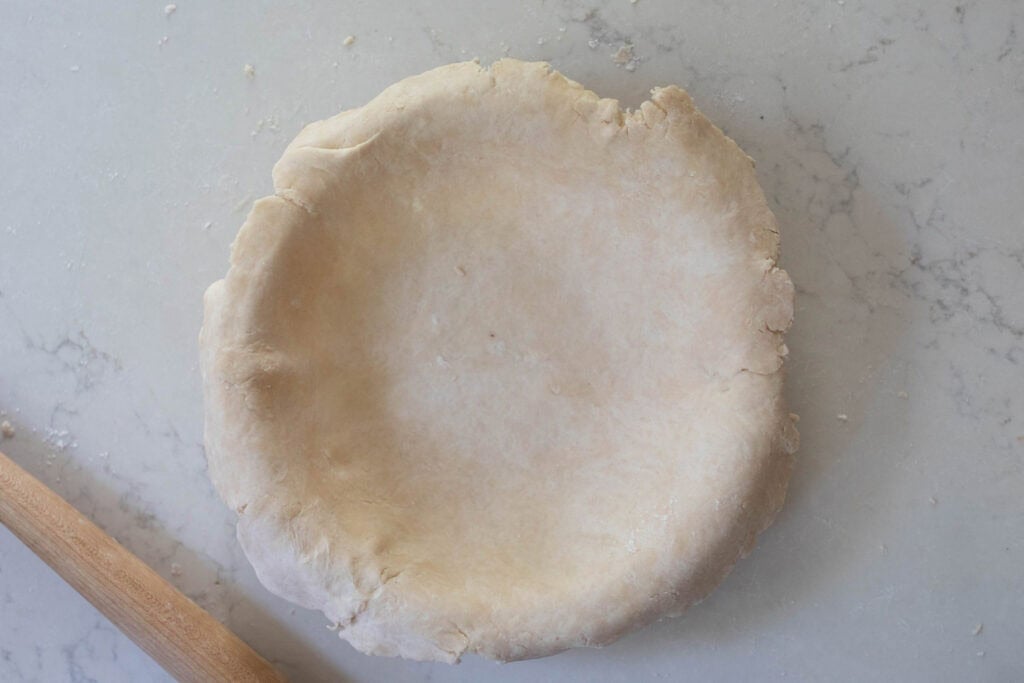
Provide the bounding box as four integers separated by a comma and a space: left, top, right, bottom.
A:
199, 59, 799, 663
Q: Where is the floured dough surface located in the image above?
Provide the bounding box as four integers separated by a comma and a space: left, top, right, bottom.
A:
200, 59, 798, 663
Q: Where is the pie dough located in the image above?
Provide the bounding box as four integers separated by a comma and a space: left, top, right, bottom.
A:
200, 59, 798, 663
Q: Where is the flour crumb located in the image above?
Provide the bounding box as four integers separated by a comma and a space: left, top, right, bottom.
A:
170, 562, 183, 577
203, 221, 213, 230
70, 65, 80, 73
1, 421, 14, 439
929, 496, 937, 505
612, 44, 638, 71
343, 35, 355, 46
326, 622, 340, 631
243, 63, 256, 79
896, 390, 909, 399
587, 39, 599, 49
630, 0, 639, 4
164, 4, 176, 16
972, 623, 983, 636
836, 413, 849, 422
537, 37, 546, 46
157, 35, 169, 46
976, 651, 985, 657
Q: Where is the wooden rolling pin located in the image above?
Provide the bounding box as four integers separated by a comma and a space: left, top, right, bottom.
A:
0, 449, 287, 682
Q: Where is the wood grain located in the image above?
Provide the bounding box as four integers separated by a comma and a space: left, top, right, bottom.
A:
0, 449, 287, 683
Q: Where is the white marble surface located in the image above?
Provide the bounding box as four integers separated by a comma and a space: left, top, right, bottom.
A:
2, 1, 1022, 681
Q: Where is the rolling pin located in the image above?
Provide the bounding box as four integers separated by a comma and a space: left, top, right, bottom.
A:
0, 449, 287, 682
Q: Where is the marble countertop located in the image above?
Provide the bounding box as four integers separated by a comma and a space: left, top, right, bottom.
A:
2, 1, 1022, 681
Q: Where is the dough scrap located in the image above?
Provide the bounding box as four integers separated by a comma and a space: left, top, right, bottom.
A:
200, 59, 798, 663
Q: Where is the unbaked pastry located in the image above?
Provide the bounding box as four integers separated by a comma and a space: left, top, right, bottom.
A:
200, 59, 798, 663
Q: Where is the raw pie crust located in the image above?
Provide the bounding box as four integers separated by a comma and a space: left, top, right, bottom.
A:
200, 59, 798, 663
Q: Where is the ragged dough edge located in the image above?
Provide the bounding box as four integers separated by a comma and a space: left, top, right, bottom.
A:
199, 59, 799, 663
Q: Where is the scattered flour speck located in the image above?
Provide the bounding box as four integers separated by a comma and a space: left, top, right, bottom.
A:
343, 35, 355, 46
164, 4, 176, 16
44, 427, 72, 452
251, 115, 280, 137
243, 63, 256, 79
